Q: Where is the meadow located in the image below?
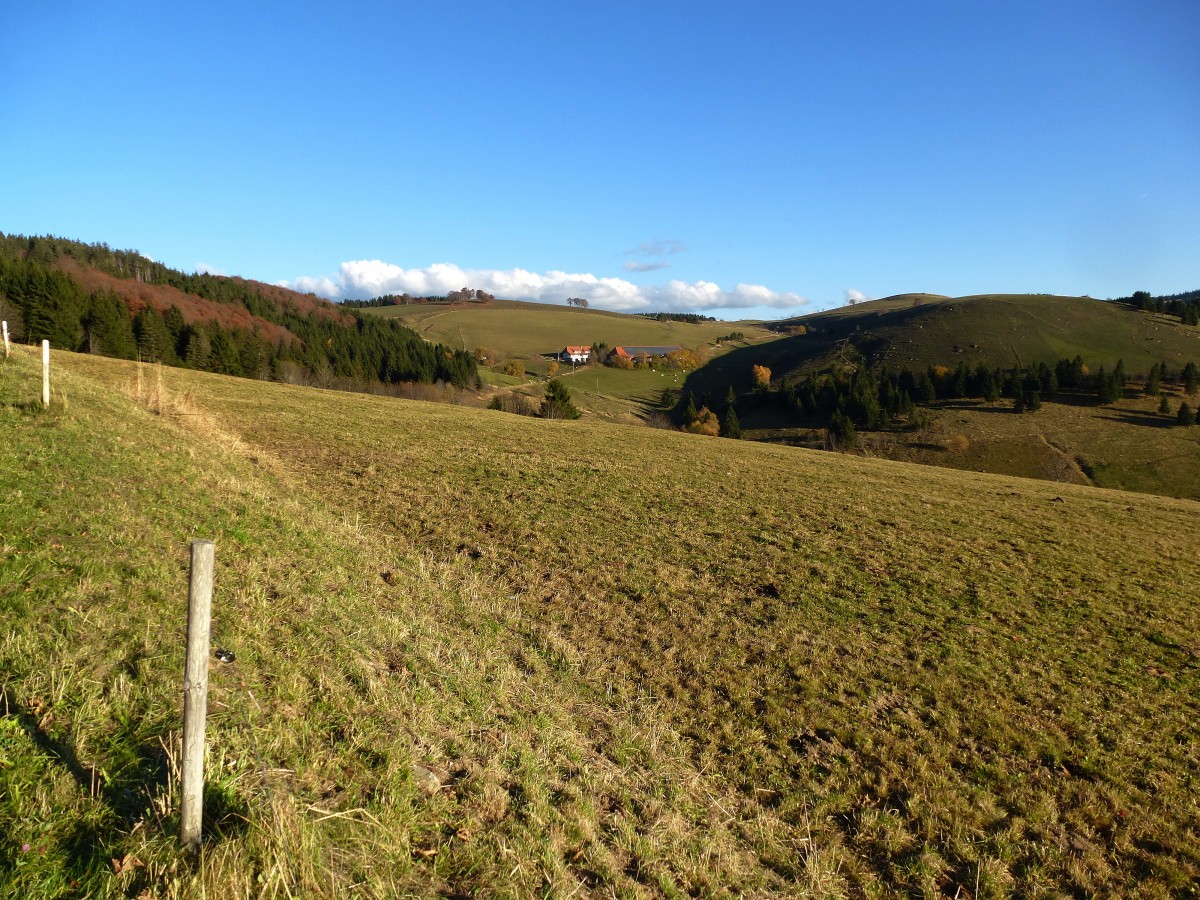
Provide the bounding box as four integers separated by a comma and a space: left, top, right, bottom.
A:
777, 295, 1200, 376
362, 299, 773, 367
2, 348, 1198, 898
738, 391, 1200, 502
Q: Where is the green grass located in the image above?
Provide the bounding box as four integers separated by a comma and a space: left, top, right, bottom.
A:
740, 390, 1200, 501
744, 294, 1200, 381
4, 348, 1200, 897
362, 298, 773, 362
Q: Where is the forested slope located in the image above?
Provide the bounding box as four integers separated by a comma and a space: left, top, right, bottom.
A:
0, 233, 478, 389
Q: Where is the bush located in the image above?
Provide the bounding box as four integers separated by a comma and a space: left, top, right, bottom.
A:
487, 393, 538, 417
503, 360, 525, 379
945, 434, 971, 453
686, 407, 720, 436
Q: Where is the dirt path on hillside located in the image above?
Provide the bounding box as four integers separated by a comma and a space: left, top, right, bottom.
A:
1034, 429, 1092, 485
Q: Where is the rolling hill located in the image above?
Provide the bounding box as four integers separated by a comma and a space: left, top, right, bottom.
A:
3, 347, 1198, 897
733, 293, 1200, 386
361, 298, 774, 363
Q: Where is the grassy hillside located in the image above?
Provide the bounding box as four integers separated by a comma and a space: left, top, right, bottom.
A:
362, 299, 772, 362
3, 348, 1199, 897
738, 391, 1200, 502
743, 294, 1200, 382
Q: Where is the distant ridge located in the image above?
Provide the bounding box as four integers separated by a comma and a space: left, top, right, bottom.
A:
760, 292, 1200, 377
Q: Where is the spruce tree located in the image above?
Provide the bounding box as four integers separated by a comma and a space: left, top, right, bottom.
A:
134, 306, 174, 363
1178, 402, 1196, 427
828, 410, 857, 449
540, 379, 580, 419
1182, 362, 1198, 395
84, 291, 136, 358
721, 404, 741, 439
682, 391, 698, 424
181, 326, 211, 369
1146, 364, 1161, 396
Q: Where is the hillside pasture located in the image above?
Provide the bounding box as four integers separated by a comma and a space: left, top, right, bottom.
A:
6, 350, 1195, 897
753, 294, 1200, 380
738, 390, 1200, 501
361, 299, 773, 362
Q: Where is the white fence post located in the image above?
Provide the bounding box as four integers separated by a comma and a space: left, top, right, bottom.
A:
2, 321, 9, 358
41, 340, 50, 407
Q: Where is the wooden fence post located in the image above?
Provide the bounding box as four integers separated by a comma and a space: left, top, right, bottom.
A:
41, 340, 50, 407
181, 539, 215, 848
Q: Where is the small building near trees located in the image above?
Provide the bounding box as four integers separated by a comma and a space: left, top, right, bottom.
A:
609, 345, 682, 362
560, 345, 591, 364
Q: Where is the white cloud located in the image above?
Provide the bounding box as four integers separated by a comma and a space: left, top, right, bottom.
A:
844, 288, 873, 305
196, 262, 227, 276
626, 239, 686, 257
280, 260, 809, 316
623, 260, 670, 273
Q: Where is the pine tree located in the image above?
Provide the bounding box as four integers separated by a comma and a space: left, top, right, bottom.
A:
134, 305, 174, 363
1096, 366, 1122, 404
827, 411, 856, 449
1178, 402, 1196, 427
540, 379, 580, 419
84, 291, 136, 358
682, 391, 698, 424
1158, 395, 1171, 415
1182, 362, 1198, 396
721, 404, 741, 439
1145, 364, 1161, 396
181, 326, 211, 369
163, 305, 186, 356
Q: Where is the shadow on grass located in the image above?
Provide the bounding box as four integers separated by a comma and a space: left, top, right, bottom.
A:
2, 687, 248, 888
0, 399, 50, 413
1098, 411, 1175, 429
929, 401, 1016, 414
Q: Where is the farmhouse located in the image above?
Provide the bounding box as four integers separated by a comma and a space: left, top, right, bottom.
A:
560, 345, 591, 364
609, 345, 682, 361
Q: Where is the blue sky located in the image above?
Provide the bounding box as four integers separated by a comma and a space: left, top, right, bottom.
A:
2, 1, 1197, 319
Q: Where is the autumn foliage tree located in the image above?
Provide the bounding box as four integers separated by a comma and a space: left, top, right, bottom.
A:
686, 406, 720, 436
752, 365, 771, 390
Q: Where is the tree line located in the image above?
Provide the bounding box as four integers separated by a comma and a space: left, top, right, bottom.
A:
1125, 290, 1200, 326
345, 288, 496, 307
633, 312, 716, 323
676, 355, 1200, 446
0, 234, 478, 390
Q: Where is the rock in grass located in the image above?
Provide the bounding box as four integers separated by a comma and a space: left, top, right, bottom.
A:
410, 764, 444, 794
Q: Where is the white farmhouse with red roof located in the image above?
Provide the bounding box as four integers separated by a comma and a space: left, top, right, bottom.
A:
560, 345, 591, 364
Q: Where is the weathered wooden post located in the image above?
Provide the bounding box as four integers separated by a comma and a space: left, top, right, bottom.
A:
181, 539, 215, 848
2, 320, 9, 358
41, 340, 50, 407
